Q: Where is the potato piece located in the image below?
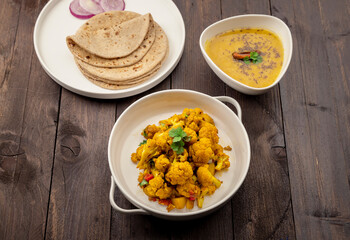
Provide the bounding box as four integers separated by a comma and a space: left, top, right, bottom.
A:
167, 203, 176, 212
171, 197, 186, 209
197, 196, 204, 208
186, 199, 194, 209
208, 162, 215, 176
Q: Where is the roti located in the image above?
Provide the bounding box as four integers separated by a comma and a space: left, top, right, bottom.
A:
66, 21, 156, 68
68, 12, 152, 58
75, 23, 168, 81
66, 11, 169, 90
76, 60, 162, 84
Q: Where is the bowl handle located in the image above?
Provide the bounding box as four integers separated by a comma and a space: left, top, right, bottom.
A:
110, 176, 148, 215
214, 96, 242, 121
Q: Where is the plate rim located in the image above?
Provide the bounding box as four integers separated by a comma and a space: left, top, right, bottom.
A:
33, 0, 185, 99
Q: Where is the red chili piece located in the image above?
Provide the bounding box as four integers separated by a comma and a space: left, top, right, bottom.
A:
158, 199, 172, 206
144, 173, 154, 181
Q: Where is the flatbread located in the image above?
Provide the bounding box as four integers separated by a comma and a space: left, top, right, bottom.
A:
74, 11, 140, 32
75, 23, 168, 81
76, 62, 161, 89
66, 21, 155, 68
69, 12, 152, 58
75, 47, 169, 90
76, 60, 162, 84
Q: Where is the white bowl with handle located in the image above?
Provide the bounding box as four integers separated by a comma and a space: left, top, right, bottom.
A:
200, 14, 292, 95
108, 89, 250, 220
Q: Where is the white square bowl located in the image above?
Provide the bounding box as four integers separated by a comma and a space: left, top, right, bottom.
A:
200, 14, 292, 95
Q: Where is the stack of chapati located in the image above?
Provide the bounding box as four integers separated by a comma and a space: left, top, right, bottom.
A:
66, 11, 168, 90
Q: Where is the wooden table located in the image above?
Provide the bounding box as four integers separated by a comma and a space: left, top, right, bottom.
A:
1, 0, 349, 239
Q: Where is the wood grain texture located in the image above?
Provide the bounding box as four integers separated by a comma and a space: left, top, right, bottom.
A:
171, 0, 225, 94
221, 1, 296, 239
0, 0, 349, 239
272, 0, 350, 238
0, 0, 60, 239
45, 90, 115, 240
318, 0, 350, 201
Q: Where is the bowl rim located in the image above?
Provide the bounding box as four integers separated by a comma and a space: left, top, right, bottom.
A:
199, 14, 293, 91
108, 89, 251, 218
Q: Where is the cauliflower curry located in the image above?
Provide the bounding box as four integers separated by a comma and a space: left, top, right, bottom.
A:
131, 108, 231, 211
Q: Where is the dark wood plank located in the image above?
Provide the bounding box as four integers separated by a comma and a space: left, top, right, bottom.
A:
0, 0, 61, 239
171, 0, 225, 93
318, 0, 350, 198
221, 1, 296, 239
272, 0, 350, 238
45, 91, 115, 240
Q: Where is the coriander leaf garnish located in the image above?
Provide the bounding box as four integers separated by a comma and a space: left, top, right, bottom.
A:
139, 140, 147, 146
142, 130, 148, 137
250, 51, 263, 64
233, 50, 263, 64
169, 127, 191, 154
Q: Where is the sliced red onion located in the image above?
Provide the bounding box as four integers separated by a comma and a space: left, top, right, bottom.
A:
79, 0, 104, 14
69, 0, 95, 19
100, 0, 125, 11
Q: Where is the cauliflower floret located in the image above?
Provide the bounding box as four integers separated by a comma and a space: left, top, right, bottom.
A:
160, 115, 184, 129
131, 144, 144, 163
197, 185, 217, 208
194, 108, 203, 115
153, 131, 171, 152
143, 175, 164, 197
137, 139, 161, 169
182, 108, 203, 129
214, 152, 230, 171
197, 165, 222, 188
183, 127, 198, 145
138, 172, 145, 183
156, 183, 173, 199
142, 124, 160, 139
198, 121, 219, 144
155, 155, 171, 172
177, 149, 188, 162
187, 122, 199, 132
212, 143, 223, 155
143, 172, 173, 199
165, 161, 193, 185
176, 180, 200, 198
189, 138, 214, 166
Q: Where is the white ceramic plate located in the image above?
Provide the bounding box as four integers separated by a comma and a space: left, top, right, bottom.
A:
108, 90, 250, 220
33, 0, 185, 99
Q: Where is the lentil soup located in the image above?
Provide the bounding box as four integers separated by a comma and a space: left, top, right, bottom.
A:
205, 28, 283, 88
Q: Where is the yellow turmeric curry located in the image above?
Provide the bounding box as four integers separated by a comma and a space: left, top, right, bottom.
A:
131, 108, 231, 211
205, 28, 284, 88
